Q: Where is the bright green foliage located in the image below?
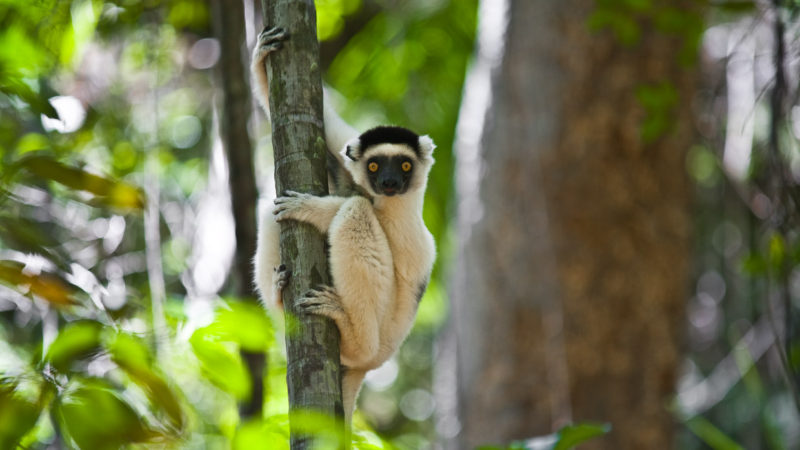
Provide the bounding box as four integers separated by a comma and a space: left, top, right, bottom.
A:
54, 378, 160, 449
190, 324, 253, 401
0, 379, 45, 449
44, 320, 103, 371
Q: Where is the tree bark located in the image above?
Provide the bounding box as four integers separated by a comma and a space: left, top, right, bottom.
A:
210, 0, 264, 418
448, 0, 696, 448
259, 0, 344, 447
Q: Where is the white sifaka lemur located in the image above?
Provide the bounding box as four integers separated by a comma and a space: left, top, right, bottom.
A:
251, 26, 436, 421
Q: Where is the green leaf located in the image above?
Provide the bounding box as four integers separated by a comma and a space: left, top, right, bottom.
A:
45, 320, 103, 371
106, 331, 184, 429
16, 154, 145, 210
685, 416, 744, 450
554, 422, 611, 450
210, 300, 274, 352
189, 329, 251, 400
0, 81, 59, 119
54, 379, 159, 450
0, 260, 78, 307
0, 214, 71, 271
233, 418, 290, 450
0, 380, 43, 449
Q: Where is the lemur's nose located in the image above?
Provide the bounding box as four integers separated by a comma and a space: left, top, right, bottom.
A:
382, 179, 399, 189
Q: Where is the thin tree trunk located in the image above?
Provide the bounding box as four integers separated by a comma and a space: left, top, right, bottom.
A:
210, 0, 264, 418
259, 0, 344, 447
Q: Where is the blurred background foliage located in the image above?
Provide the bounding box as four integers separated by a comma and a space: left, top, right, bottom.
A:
0, 0, 476, 447
0, 0, 799, 449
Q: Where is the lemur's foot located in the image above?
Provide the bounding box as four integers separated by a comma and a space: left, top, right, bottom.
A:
273, 190, 313, 222
272, 264, 290, 309
295, 286, 344, 317
274, 264, 290, 290
255, 26, 289, 58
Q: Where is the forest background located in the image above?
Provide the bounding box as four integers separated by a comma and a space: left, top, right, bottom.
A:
0, 0, 799, 449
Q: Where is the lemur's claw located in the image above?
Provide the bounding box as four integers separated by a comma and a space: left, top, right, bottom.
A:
258, 26, 289, 44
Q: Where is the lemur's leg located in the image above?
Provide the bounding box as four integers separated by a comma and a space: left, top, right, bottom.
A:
342, 367, 367, 422
273, 191, 346, 234
254, 203, 282, 308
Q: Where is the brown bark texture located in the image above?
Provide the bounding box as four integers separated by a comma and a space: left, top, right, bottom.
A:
451, 0, 696, 448
209, 0, 264, 418
260, 0, 344, 447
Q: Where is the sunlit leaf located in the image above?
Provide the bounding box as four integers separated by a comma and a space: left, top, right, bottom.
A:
0, 380, 43, 449
106, 331, 185, 429
44, 320, 103, 371
189, 329, 251, 400
554, 422, 611, 450
54, 378, 159, 450
233, 418, 290, 450
288, 409, 347, 448
0, 260, 77, 306
209, 300, 275, 352
15, 132, 51, 154
16, 154, 145, 210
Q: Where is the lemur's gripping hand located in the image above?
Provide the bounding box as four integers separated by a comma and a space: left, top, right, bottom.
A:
273, 190, 314, 223
295, 286, 345, 317
254, 26, 289, 63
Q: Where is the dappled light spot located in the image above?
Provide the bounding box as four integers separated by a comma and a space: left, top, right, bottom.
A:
399, 388, 434, 422
41, 96, 86, 133
188, 38, 220, 70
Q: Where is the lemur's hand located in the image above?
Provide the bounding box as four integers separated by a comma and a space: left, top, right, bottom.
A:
254, 26, 289, 62
273, 190, 314, 222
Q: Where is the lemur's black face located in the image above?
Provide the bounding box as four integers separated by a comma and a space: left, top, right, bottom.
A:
365, 155, 415, 196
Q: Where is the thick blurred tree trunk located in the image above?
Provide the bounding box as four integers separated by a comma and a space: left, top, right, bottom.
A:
448, 0, 696, 448
210, 0, 263, 418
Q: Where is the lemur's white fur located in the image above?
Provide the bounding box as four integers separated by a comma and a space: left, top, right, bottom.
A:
251, 27, 436, 421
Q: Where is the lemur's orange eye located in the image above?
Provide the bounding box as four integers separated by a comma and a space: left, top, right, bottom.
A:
368, 162, 379, 172
401, 161, 412, 172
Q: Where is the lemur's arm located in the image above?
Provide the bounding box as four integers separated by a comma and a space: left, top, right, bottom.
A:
251, 26, 358, 158
273, 190, 346, 233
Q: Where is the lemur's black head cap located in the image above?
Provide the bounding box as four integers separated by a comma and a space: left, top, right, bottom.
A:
358, 126, 421, 156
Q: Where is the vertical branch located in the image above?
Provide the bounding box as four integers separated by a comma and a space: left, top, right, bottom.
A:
144, 33, 167, 359
210, 0, 265, 418
259, 0, 344, 447
766, 0, 800, 413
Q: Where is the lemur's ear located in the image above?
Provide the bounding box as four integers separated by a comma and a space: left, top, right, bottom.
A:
419, 135, 436, 156
342, 138, 360, 161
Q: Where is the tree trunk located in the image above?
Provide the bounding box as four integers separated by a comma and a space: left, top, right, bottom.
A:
209, 0, 264, 418
448, 0, 696, 448
259, 0, 344, 447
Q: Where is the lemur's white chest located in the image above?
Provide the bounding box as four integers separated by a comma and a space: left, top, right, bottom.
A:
374, 195, 434, 286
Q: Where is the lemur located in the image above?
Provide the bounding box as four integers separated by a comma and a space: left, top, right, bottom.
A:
251, 26, 436, 421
